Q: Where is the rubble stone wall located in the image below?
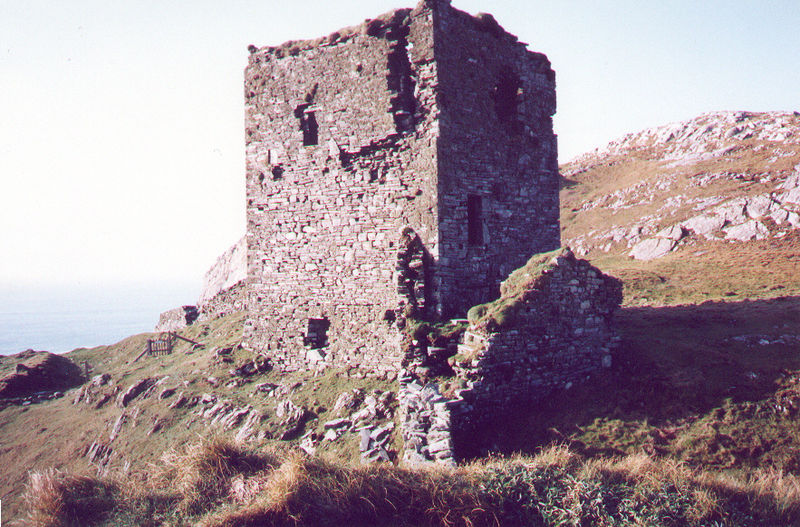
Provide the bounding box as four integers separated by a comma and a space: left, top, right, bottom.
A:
199, 282, 247, 321
198, 237, 247, 307
450, 249, 622, 452
435, 7, 560, 315
243, 0, 560, 373
197, 237, 248, 321
243, 2, 441, 372
154, 306, 199, 333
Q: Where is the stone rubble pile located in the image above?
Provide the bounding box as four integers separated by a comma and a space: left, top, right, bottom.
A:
295, 387, 397, 462
399, 372, 456, 466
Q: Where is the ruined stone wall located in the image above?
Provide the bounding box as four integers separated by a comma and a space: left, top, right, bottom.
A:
434, 7, 560, 316
244, 3, 443, 372
198, 237, 248, 321
199, 282, 247, 320
449, 249, 621, 450
243, 0, 561, 372
154, 306, 199, 332
198, 238, 246, 304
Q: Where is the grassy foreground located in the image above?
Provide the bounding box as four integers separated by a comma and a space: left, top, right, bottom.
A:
24, 436, 800, 527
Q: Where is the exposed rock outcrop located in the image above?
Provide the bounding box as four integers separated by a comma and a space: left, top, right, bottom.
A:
561, 112, 800, 260
0, 351, 83, 399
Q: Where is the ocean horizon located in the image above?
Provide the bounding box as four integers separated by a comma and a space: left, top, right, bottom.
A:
0, 282, 198, 355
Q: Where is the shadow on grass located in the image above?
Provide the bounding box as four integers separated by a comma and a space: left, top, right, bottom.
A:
459, 295, 800, 460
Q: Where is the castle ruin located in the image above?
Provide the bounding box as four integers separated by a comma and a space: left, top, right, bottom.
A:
243, 0, 560, 372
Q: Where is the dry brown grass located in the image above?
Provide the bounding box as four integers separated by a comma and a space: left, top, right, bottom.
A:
23, 469, 117, 527
21, 439, 800, 526
155, 435, 280, 514
202, 449, 494, 527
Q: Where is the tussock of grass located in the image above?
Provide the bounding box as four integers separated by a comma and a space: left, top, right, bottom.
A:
24, 469, 117, 527
156, 435, 281, 514
23, 438, 800, 526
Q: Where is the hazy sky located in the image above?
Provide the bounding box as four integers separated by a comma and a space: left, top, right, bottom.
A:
2, 0, 798, 299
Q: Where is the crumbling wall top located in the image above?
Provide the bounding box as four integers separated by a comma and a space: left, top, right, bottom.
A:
246, 0, 544, 65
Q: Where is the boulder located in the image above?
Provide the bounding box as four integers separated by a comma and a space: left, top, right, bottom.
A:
90, 373, 111, 387
629, 238, 676, 260
168, 392, 187, 409
779, 186, 800, 206
771, 208, 790, 224
714, 198, 748, 225
746, 195, 776, 218
230, 361, 257, 377
724, 220, 768, 241
236, 411, 265, 443
116, 378, 155, 408
682, 214, 725, 237
276, 399, 307, 440
324, 418, 351, 429
333, 389, 363, 415
655, 225, 685, 241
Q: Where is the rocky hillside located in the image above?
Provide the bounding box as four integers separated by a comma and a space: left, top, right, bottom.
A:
6, 112, 800, 525
562, 111, 800, 261
0, 315, 398, 521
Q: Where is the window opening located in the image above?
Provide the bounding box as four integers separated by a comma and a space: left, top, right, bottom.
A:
492, 71, 521, 122
301, 112, 318, 145
304, 318, 329, 349
467, 195, 484, 246
294, 103, 319, 146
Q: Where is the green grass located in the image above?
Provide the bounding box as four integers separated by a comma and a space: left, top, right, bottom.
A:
588, 231, 800, 307
459, 296, 800, 476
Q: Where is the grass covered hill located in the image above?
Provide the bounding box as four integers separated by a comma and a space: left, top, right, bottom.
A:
561, 111, 800, 305
3, 111, 800, 525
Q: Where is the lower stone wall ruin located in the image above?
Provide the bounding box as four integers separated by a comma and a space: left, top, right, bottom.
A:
198, 281, 247, 322
154, 306, 199, 333
398, 371, 456, 466
397, 248, 622, 462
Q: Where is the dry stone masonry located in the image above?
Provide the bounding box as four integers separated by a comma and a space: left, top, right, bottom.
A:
235, 1, 622, 464
154, 306, 199, 332
243, 0, 559, 373
197, 236, 248, 321
449, 248, 621, 450
395, 248, 621, 460
154, 237, 246, 331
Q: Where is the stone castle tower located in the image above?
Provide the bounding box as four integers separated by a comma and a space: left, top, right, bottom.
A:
243, 0, 560, 372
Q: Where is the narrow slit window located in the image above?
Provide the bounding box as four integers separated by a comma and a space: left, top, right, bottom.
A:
294, 103, 319, 146
467, 194, 483, 246
301, 112, 318, 146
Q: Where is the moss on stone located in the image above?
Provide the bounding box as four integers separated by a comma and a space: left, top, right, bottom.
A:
467, 247, 571, 330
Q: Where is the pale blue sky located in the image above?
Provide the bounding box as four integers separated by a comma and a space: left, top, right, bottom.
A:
1, 0, 798, 299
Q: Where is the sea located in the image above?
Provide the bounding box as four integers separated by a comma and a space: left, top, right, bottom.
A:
0, 282, 198, 355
